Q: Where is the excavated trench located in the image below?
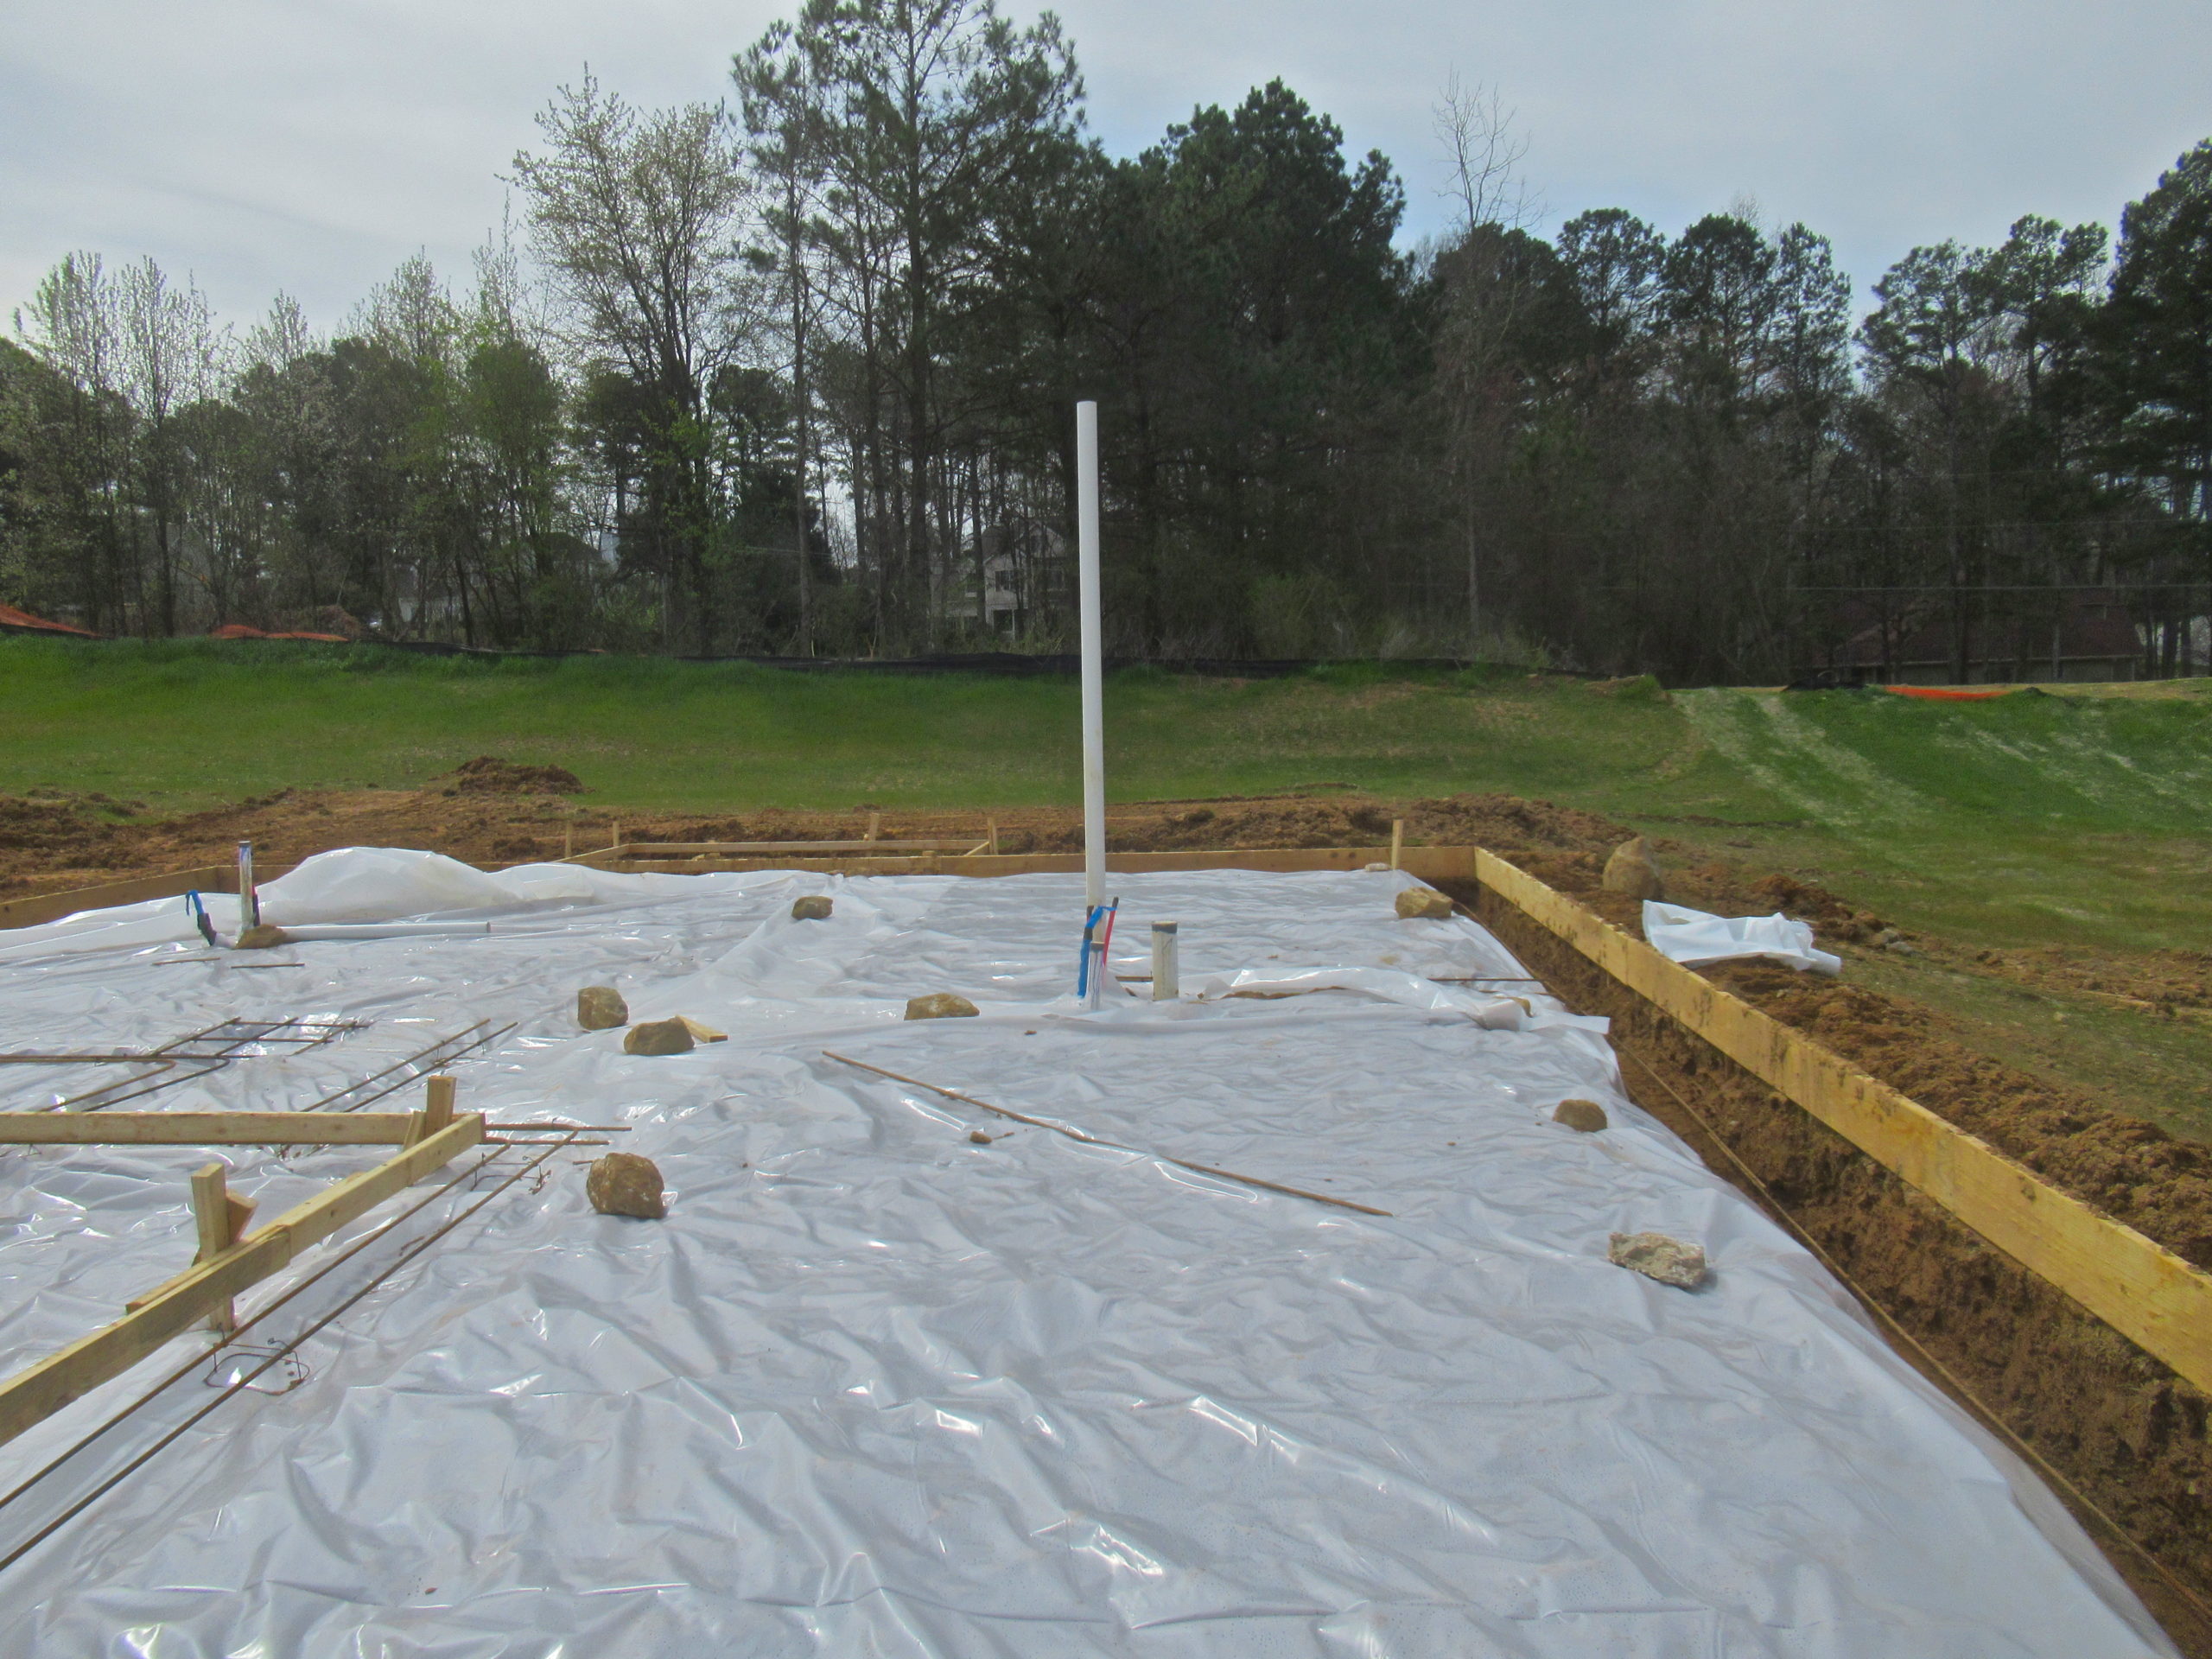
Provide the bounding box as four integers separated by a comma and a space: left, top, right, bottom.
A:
1446, 878, 2212, 1656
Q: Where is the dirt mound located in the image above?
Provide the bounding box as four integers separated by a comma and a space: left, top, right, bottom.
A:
1703, 961, 2212, 1268
0, 797, 114, 852
442, 756, 586, 797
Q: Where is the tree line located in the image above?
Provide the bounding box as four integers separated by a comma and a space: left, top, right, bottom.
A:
3, 0, 2208, 682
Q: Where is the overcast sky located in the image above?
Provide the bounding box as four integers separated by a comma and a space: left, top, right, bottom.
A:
4, 0, 2208, 334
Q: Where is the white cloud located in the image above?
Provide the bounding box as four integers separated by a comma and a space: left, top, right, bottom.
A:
3, 0, 2207, 327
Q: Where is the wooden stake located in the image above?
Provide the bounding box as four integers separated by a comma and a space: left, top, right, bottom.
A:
564, 822, 574, 859
406, 1074, 457, 1147
987, 816, 1000, 855
1389, 820, 1403, 870
423, 1075, 455, 1135
612, 820, 621, 852
189, 1164, 257, 1332
866, 811, 881, 842
191, 1165, 232, 1263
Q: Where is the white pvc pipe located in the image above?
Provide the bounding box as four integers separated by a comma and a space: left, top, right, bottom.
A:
237, 840, 257, 930
268, 921, 495, 942
1151, 922, 1179, 1001
1077, 399, 1105, 909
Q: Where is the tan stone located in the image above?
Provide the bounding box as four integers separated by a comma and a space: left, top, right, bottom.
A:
587, 1152, 665, 1219
905, 993, 980, 1020
577, 985, 628, 1030
233, 924, 291, 950
623, 1017, 695, 1056
676, 1016, 727, 1043
791, 895, 834, 921
1601, 837, 1665, 900
1608, 1230, 1707, 1289
1554, 1098, 1609, 1133
969, 1129, 993, 1144
1394, 887, 1453, 920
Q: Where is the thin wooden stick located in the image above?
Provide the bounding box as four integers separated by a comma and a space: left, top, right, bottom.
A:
0, 1113, 420, 1146
0, 1111, 626, 1146
1389, 820, 1403, 870
822, 1051, 1391, 1217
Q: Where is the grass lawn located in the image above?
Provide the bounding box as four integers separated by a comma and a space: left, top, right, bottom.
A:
6, 638, 2209, 957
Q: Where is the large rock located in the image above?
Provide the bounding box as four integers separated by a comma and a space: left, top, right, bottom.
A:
587, 1152, 665, 1219
906, 993, 979, 1020
577, 985, 628, 1030
623, 1017, 695, 1056
1395, 887, 1453, 921
1553, 1098, 1609, 1133
791, 895, 834, 921
1601, 837, 1665, 900
1608, 1230, 1707, 1289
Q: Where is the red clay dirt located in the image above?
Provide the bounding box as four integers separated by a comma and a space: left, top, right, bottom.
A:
6, 770, 2211, 1645
4, 772, 2203, 1270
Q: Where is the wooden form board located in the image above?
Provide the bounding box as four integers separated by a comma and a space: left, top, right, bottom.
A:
592, 844, 1476, 878
0, 866, 237, 931
0, 1114, 486, 1446
0, 1112, 433, 1146
1471, 848, 2212, 1399
620, 838, 988, 856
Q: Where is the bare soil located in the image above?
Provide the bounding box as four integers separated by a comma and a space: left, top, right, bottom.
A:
7, 767, 2209, 1644
1461, 883, 2212, 1654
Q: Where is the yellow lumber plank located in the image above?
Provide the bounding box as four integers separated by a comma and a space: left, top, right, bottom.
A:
606, 846, 1484, 880
625, 838, 982, 855
260, 1114, 484, 1258
1473, 849, 2212, 1397
0, 1115, 485, 1446
0, 1113, 420, 1146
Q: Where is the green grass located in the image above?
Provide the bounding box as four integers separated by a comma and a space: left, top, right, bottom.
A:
4, 637, 2208, 958
1669, 684, 2212, 954
0, 640, 1738, 814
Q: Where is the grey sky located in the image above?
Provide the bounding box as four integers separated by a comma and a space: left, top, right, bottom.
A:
4, 0, 2208, 333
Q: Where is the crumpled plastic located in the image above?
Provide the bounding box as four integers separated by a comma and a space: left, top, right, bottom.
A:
0, 854, 2170, 1656
1643, 899, 1845, 975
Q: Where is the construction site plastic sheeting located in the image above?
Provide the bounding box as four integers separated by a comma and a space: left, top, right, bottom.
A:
0, 860, 2174, 1657
1642, 899, 1846, 976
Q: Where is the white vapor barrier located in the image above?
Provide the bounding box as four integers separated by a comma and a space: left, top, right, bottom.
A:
1642, 900, 1845, 977
0, 853, 2174, 1656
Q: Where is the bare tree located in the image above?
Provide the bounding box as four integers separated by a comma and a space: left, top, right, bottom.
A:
117, 257, 226, 636
1430, 73, 1538, 651
1433, 73, 1537, 238
512, 75, 762, 650
737, 29, 828, 655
